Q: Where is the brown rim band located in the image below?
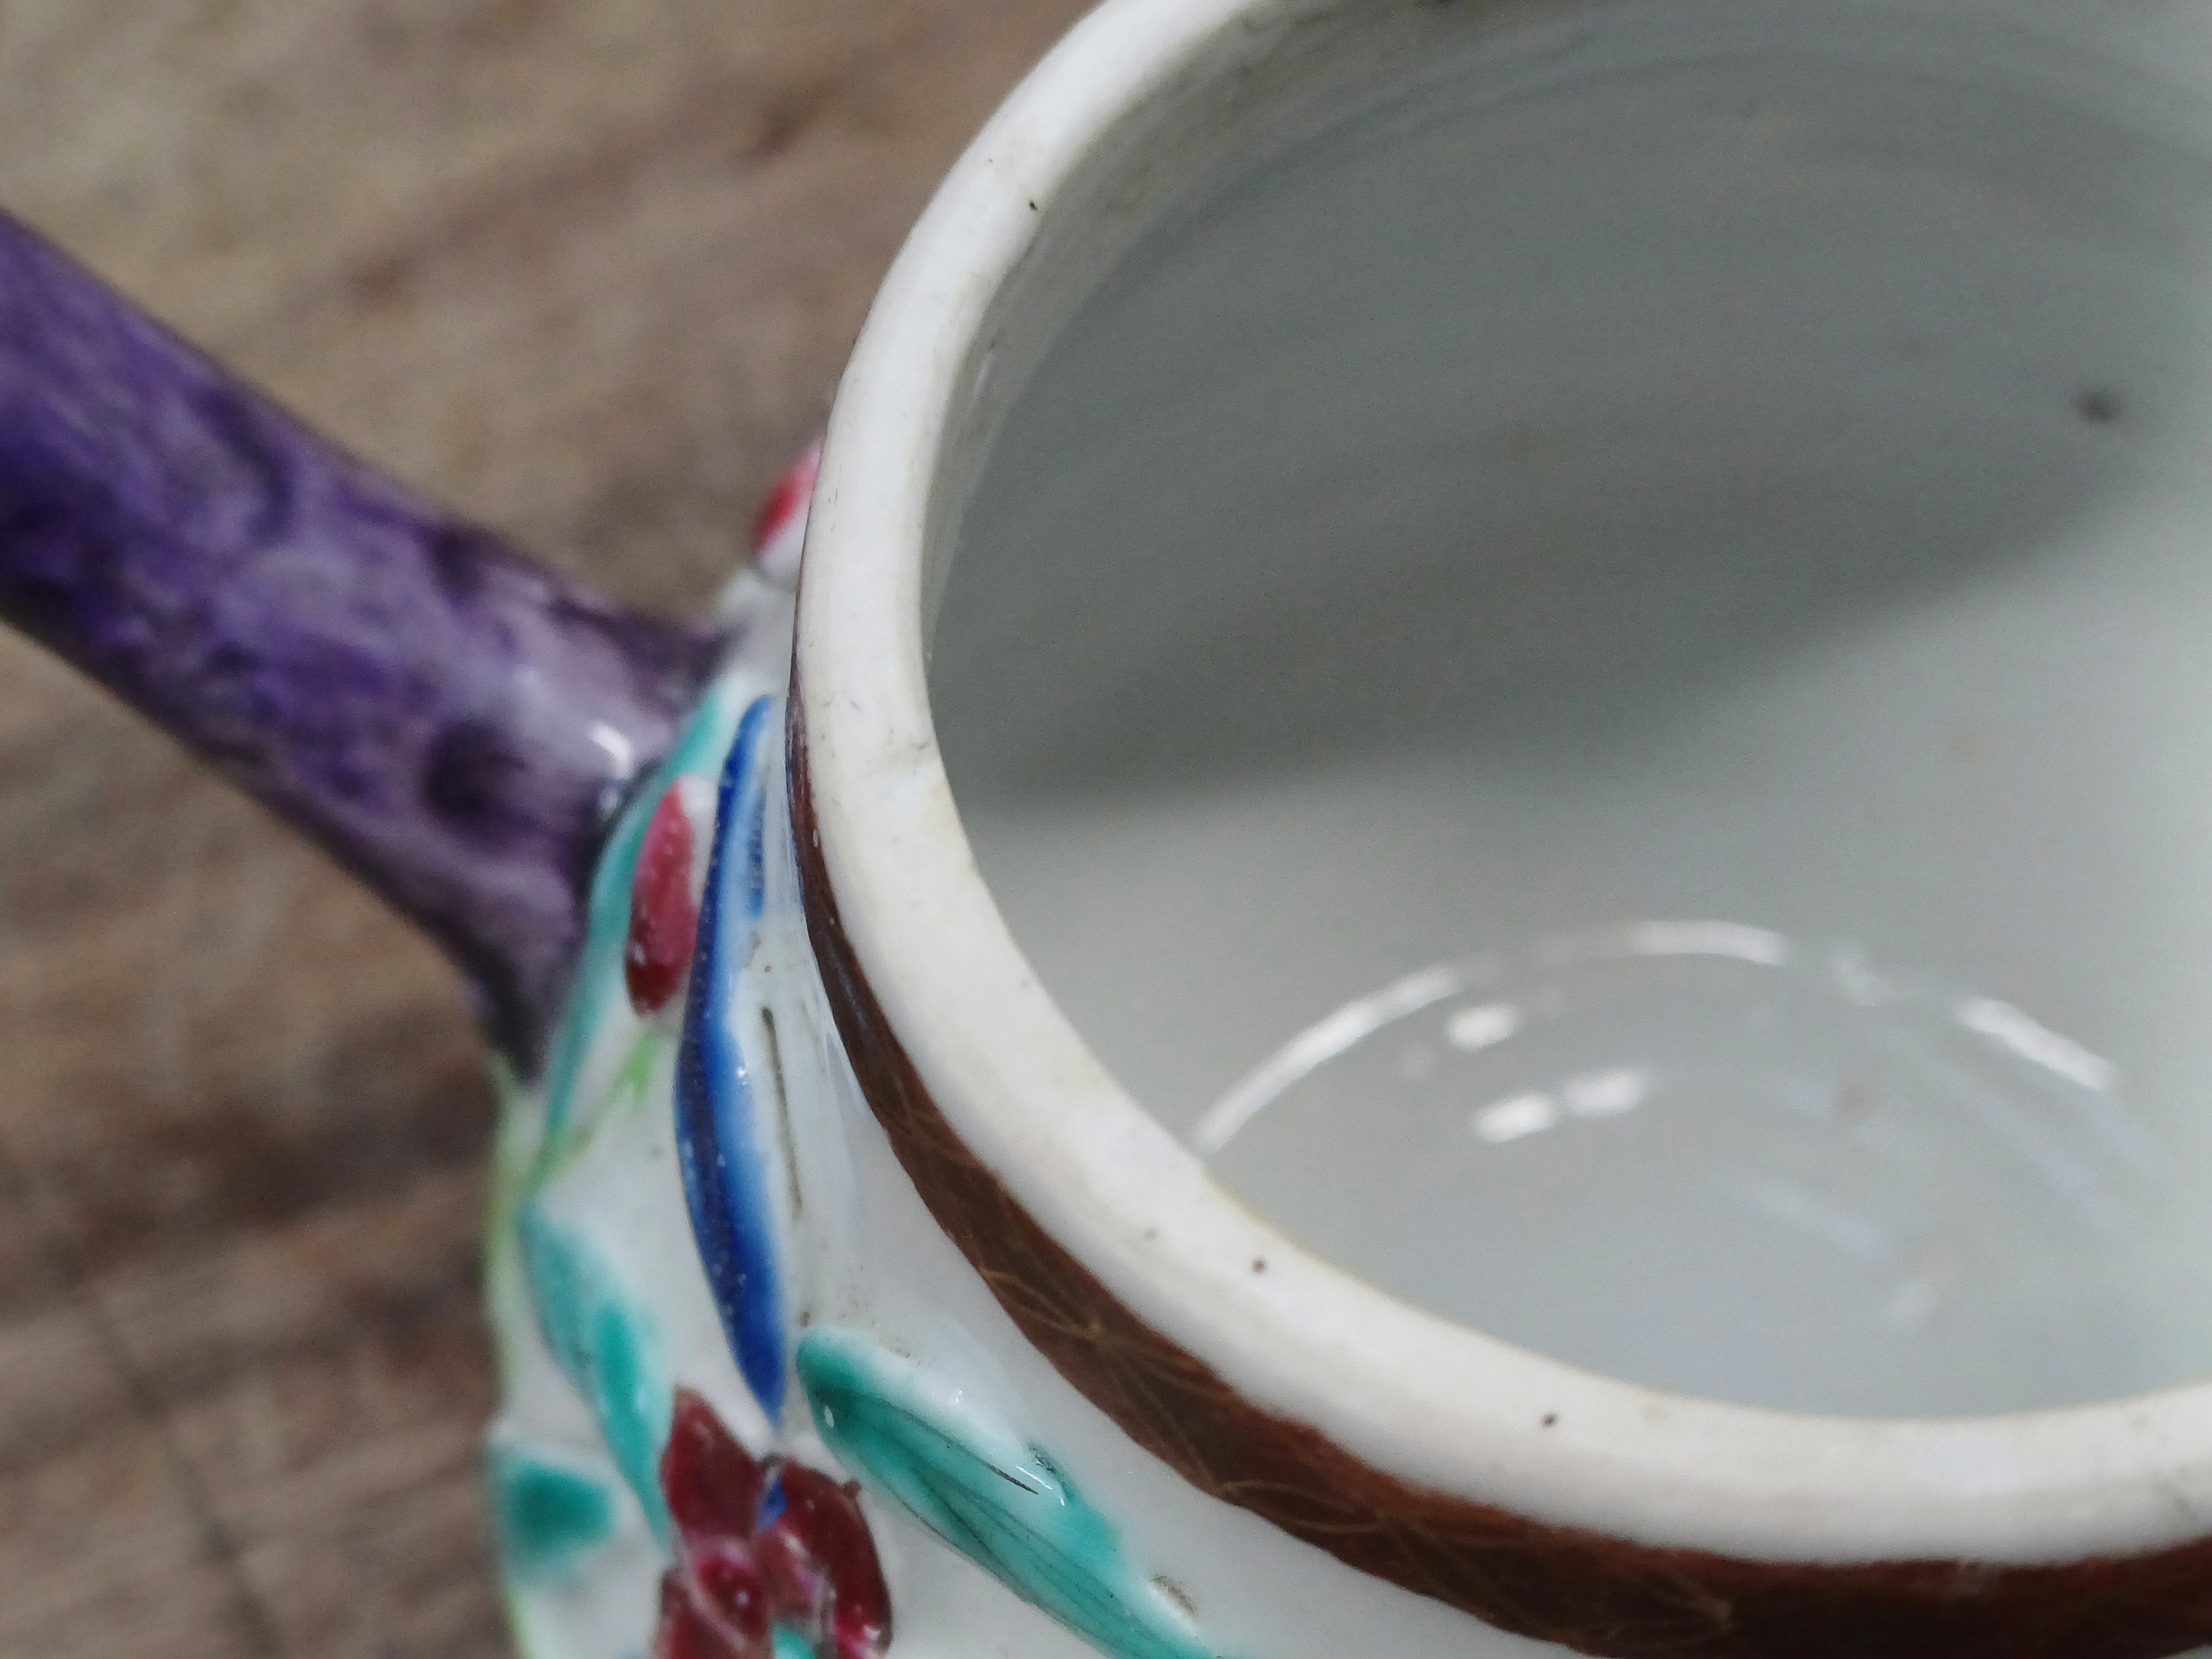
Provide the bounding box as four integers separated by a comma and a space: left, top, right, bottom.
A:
786, 691, 2212, 1659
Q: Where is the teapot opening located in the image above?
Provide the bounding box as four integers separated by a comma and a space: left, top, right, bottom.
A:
928, 0, 2212, 1418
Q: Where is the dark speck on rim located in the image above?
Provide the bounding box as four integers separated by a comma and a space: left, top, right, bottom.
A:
2075, 386, 2124, 425
1543, 1414, 1559, 1428
1251, 1258, 1267, 1273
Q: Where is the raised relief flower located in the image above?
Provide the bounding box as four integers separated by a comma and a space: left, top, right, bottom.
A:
626, 775, 714, 1016
751, 439, 822, 588
655, 1388, 891, 1659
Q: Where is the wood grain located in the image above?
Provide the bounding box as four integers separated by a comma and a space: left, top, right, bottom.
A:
0, 4, 1089, 1653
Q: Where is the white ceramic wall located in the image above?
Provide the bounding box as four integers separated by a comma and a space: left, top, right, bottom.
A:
932, 0, 2212, 1416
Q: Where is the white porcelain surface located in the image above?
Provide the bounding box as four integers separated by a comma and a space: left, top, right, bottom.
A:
931, 0, 2212, 1419
805, 0, 2212, 1570
498, 3, 2212, 1656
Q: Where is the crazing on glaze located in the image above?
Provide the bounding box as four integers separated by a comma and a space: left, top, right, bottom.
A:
485, 454, 1217, 1659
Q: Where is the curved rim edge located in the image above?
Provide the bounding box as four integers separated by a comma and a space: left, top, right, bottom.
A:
793, 0, 2212, 1577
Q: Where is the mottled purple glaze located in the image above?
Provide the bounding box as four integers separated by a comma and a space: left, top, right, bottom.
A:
0, 212, 726, 1067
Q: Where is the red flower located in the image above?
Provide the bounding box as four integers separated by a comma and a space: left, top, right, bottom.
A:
626, 783, 704, 1016
654, 1389, 891, 1659
751, 441, 823, 586
751, 442, 822, 559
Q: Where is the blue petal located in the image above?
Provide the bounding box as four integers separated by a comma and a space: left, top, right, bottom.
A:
676, 695, 788, 1421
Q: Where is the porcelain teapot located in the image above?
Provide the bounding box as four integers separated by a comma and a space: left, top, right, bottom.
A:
12, 3, 2212, 1658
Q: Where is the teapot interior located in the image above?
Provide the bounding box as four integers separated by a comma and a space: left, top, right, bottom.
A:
928, 0, 2212, 1417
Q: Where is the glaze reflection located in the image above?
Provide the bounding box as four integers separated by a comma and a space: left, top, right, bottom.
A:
1197, 927, 2195, 1418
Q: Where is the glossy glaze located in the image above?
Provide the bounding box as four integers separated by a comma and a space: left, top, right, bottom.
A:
0, 214, 725, 1061
17, 4, 2212, 1658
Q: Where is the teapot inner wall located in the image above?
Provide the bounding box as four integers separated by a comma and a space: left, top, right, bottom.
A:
927, 0, 2212, 1416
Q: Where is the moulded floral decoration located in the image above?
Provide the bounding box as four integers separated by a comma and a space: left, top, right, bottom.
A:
674, 695, 791, 1421
627, 775, 715, 1016
751, 439, 822, 589
655, 1388, 891, 1659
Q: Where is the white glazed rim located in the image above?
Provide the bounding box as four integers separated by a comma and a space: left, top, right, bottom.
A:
794, 0, 2212, 1567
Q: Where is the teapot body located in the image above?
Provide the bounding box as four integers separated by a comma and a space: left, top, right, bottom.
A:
482, 507, 1322, 1659
20, 4, 2212, 1659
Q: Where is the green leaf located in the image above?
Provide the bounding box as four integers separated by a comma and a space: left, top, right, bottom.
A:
488, 1442, 620, 1583
797, 1328, 1226, 1659
539, 681, 744, 1151
518, 1206, 674, 1544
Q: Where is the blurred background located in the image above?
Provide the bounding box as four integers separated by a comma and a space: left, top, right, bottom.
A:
0, 3, 1086, 1653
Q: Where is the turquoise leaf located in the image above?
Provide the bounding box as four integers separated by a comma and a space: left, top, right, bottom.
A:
796, 1328, 1226, 1659
519, 1204, 674, 1543
540, 681, 743, 1151
487, 1443, 619, 1583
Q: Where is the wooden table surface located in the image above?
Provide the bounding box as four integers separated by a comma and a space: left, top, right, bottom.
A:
0, 4, 1089, 1653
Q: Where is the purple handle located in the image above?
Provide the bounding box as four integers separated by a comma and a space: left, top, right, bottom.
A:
0, 213, 726, 1067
